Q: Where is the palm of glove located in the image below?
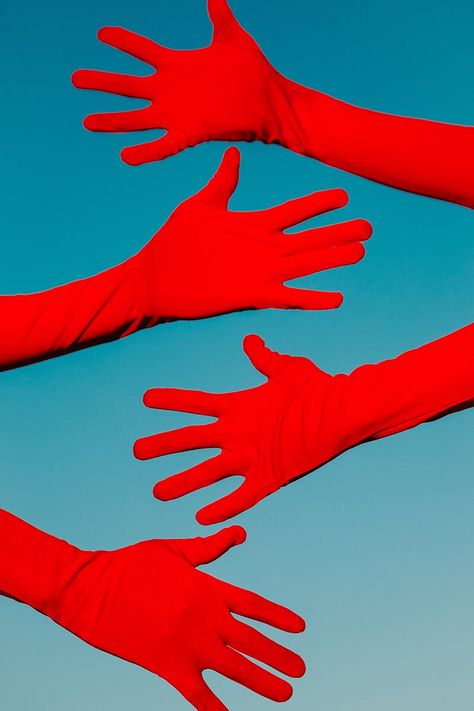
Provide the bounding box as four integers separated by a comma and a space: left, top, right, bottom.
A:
135, 336, 343, 524
204, 351, 329, 507
46, 527, 305, 711
136, 148, 370, 321
72, 0, 284, 164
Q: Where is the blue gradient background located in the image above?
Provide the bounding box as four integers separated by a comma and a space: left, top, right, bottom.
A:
1, 1, 473, 709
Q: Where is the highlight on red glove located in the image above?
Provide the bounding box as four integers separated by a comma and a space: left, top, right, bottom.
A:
72, 0, 474, 207
1, 147, 371, 371
0, 510, 306, 711
134, 325, 474, 524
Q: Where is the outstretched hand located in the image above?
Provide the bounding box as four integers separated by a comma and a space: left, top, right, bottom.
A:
72, 0, 474, 207
137, 147, 371, 320
48, 526, 305, 710
72, 0, 290, 163
134, 335, 349, 524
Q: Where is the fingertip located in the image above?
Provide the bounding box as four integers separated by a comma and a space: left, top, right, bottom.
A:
196, 508, 210, 526
227, 524, 247, 546
120, 147, 140, 165
71, 70, 82, 88
196, 506, 220, 527
225, 145, 241, 164
133, 439, 146, 460
293, 656, 307, 678
275, 680, 294, 703
284, 652, 306, 679
242, 333, 264, 353
358, 218, 373, 240
335, 188, 349, 207
97, 25, 117, 42
83, 115, 96, 131
327, 292, 344, 310
352, 241, 366, 262
153, 480, 171, 501
142, 389, 154, 407
294, 615, 306, 634
279, 609, 306, 634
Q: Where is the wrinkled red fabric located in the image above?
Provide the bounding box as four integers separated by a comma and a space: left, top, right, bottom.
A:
72, 0, 474, 208
134, 325, 474, 524
0, 509, 306, 710
1, 148, 370, 371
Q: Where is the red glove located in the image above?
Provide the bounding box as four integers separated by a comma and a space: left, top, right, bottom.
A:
1, 147, 370, 371
0, 509, 305, 710
72, 0, 474, 207
134, 325, 474, 524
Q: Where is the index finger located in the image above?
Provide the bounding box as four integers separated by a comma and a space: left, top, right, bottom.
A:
98, 26, 171, 66
217, 580, 306, 633
265, 188, 349, 230
143, 387, 223, 417
133, 423, 221, 460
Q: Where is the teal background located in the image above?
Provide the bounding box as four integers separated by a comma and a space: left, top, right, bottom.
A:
1, 0, 473, 709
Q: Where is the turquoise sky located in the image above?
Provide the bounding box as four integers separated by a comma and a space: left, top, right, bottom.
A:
1, 1, 473, 709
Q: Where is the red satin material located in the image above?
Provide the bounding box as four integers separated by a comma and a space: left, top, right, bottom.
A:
3, 2, 471, 707
72, 0, 474, 207
134, 325, 474, 525
0, 509, 305, 710
1, 148, 370, 371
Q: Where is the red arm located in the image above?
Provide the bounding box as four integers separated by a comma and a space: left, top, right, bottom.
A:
1, 149, 371, 371
1, 255, 149, 371
278, 82, 474, 208
0, 508, 306, 709
342, 323, 474, 445
133, 324, 474, 524
72, 0, 474, 207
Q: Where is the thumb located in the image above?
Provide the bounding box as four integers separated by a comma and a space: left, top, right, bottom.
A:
194, 147, 241, 208
178, 525, 247, 567
243, 334, 286, 378
208, 0, 245, 42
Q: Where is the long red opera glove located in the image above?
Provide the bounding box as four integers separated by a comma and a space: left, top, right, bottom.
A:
0, 509, 305, 710
134, 324, 474, 525
72, 0, 474, 208
1, 147, 370, 371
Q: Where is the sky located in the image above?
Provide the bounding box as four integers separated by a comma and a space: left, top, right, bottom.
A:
0, 0, 473, 709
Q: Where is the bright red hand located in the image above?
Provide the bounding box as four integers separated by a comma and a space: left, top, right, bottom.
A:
1, 147, 370, 370
134, 326, 474, 524
0, 510, 305, 710
72, 0, 474, 207
142, 148, 370, 318
72, 0, 287, 164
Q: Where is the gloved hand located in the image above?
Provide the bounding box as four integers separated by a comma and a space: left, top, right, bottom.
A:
134, 326, 474, 524
72, 0, 474, 207
72, 0, 290, 164
2, 147, 370, 371
141, 148, 370, 317
0, 510, 306, 710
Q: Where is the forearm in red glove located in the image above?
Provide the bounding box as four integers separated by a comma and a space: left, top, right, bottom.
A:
134, 324, 474, 524
72, 0, 474, 208
2, 148, 370, 371
0, 508, 306, 710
